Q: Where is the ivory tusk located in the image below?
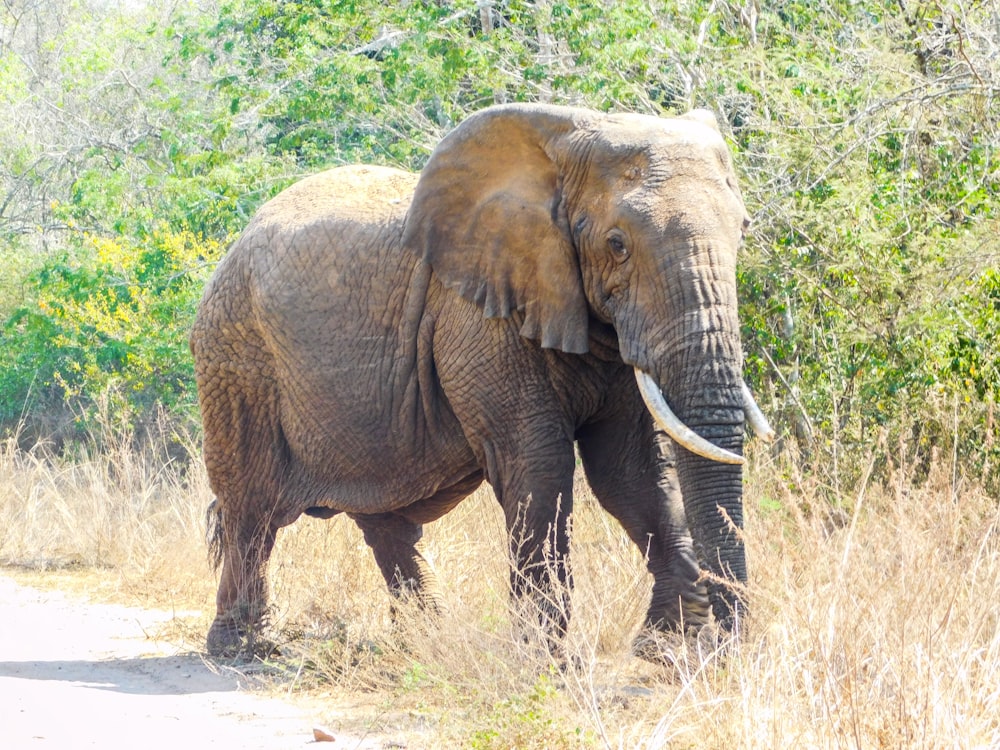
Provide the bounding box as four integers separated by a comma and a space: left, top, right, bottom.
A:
634, 369, 745, 465
742, 381, 775, 442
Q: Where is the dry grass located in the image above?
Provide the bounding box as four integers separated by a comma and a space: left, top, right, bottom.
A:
0, 424, 216, 613
1, 425, 998, 749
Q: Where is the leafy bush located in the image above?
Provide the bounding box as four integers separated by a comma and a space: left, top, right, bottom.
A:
1, 227, 223, 432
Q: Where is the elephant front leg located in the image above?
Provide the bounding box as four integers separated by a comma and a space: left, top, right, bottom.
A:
207, 504, 278, 657
435, 328, 578, 654
638, 463, 711, 634
489, 441, 577, 655
578, 416, 711, 648
504, 492, 575, 648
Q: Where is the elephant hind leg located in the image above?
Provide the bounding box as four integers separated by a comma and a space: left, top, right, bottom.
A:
207, 512, 279, 657
199, 370, 292, 656
351, 512, 444, 615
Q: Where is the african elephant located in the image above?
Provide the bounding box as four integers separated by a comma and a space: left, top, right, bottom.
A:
190, 103, 773, 657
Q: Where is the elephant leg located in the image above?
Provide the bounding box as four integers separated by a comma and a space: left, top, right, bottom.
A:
504, 492, 574, 646
489, 440, 577, 648
351, 512, 444, 615
634, 457, 711, 633
434, 322, 578, 649
198, 358, 292, 657
577, 412, 710, 637
207, 505, 279, 657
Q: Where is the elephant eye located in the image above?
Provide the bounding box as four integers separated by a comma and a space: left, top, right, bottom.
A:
607, 234, 629, 261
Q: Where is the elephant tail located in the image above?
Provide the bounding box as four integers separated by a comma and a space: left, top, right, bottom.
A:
206, 498, 224, 571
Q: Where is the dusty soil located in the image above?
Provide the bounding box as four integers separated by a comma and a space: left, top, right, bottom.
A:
0, 574, 393, 749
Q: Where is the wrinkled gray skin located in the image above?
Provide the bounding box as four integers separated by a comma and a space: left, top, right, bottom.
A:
191, 103, 754, 657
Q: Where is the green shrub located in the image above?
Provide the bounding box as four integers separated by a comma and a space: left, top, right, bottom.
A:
0, 227, 223, 433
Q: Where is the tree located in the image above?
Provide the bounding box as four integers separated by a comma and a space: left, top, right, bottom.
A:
1, 0, 999, 485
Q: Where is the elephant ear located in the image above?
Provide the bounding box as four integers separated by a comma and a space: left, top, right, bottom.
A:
402, 104, 591, 355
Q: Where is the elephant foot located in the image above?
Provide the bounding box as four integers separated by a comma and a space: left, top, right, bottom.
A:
631, 622, 731, 675
510, 604, 571, 669
206, 616, 246, 657
709, 587, 747, 635
206, 612, 279, 659
386, 580, 446, 623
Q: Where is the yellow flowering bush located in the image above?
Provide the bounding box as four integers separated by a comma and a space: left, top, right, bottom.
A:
1, 228, 224, 429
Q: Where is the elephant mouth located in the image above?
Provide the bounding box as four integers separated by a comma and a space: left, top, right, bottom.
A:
633, 369, 774, 465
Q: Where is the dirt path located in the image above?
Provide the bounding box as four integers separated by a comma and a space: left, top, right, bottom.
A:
0, 575, 384, 749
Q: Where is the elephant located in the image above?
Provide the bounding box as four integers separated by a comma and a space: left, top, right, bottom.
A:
190, 102, 773, 658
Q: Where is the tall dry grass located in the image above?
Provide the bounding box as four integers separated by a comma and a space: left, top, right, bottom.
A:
0, 420, 216, 608
1, 425, 998, 748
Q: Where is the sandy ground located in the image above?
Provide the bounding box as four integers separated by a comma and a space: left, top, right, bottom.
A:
0, 575, 387, 749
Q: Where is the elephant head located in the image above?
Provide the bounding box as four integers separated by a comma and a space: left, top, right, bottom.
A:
404, 104, 770, 629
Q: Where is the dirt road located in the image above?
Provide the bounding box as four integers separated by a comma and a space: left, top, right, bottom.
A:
0, 575, 382, 749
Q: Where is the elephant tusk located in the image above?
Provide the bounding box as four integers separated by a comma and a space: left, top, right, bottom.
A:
634, 369, 745, 465
742, 381, 775, 442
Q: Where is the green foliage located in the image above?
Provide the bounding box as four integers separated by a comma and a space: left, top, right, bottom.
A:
723, 0, 1000, 485
1, 227, 223, 429
468, 671, 595, 750
185, 0, 537, 169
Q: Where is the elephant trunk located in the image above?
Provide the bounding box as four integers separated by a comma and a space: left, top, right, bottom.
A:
676, 445, 747, 629
654, 325, 748, 630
